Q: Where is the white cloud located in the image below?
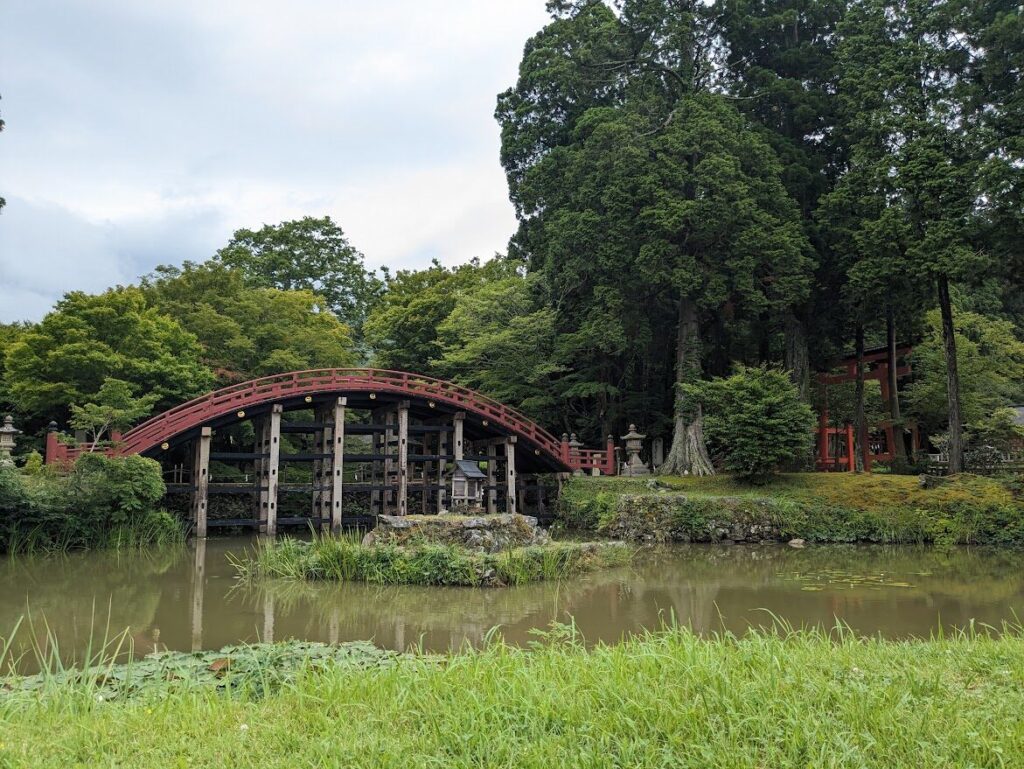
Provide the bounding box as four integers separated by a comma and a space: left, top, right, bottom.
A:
0, 0, 550, 321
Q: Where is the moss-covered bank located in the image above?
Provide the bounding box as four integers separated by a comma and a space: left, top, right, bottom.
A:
234, 536, 632, 587
3, 627, 1024, 767
559, 473, 1024, 546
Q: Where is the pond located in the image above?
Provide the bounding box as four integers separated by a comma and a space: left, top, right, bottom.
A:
3, 538, 1024, 671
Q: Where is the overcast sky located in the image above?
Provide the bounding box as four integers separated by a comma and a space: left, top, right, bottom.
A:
0, 1, 551, 322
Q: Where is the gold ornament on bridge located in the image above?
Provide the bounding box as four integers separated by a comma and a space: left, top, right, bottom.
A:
236, 410, 245, 418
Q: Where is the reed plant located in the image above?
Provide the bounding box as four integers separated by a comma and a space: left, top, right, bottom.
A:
232, 534, 632, 587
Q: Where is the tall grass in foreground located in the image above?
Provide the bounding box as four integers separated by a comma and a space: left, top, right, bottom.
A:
232, 534, 632, 586
2, 623, 1024, 767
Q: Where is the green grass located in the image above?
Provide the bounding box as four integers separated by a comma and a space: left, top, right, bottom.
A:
559, 473, 1024, 546
232, 534, 633, 587
2, 625, 1024, 767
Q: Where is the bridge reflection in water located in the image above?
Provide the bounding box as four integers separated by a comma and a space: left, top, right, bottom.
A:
5, 539, 1024, 672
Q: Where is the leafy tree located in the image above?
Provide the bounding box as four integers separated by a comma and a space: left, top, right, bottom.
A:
214, 216, 383, 340
143, 261, 357, 383
498, 2, 813, 470
826, 0, 990, 473
716, 0, 846, 397
433, 265, 565, 423
364, 259, 508, 375
3, 288, 212, 426
967, 407, 1024, 455
684, 365, 816, 483
0, 322, 32, 412
904, 309, 1024, 439
69, 378, 160, 450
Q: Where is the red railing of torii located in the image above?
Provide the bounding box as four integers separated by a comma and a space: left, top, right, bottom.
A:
45, 368, 618, 475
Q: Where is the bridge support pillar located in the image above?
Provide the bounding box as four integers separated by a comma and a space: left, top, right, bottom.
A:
505, 436, 517, 514
397, 401, 409, 515
330, 397, 346, 533
453, 412, 465, 461
486, 443, 497, 514
261, 405, 282, 536
436, 427, 448, 514
190, 426, 211, 538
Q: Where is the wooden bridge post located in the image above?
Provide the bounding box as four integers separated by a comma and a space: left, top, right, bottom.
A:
453, 412, 465, 461
264, 405, 282, 536
436, 427, 448, 513
311, 409, 326, 526
505, 436, 517, 514
397, 400, 409, 515
486, 443, 497, 514
190, 426, 211, 538
383, 407, 395, 514
330, 397, 346, 533
190, 537, 206, 651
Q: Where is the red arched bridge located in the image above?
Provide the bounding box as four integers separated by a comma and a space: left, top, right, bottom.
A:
46, 369, 616, 536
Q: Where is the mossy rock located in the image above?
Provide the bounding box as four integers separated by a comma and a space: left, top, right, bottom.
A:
362, 513, 550, 553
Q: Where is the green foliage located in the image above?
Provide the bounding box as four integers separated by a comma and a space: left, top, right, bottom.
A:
0, 455, 175, 553
433, 265, 565, 422
560, 474, 1024, 546
214, 216, 383, 339
236, 536, 631, 587
3, 288, 212, 422
684, 366, 815, 483
497, 3, 814, 446
69, 378, 159, 448
905, 310, 1024, 436
143, 261, 357, 384
968, 408, 1024, 454
4, 628, 1024, 766
4, 639, 399, 701
19, 451, 42, 475
364, 258, 511, 375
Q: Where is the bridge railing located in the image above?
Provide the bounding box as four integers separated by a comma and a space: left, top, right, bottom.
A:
49, 369, 621, 474
114, 368, 565, 459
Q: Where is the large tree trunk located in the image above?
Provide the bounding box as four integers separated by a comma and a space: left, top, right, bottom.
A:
886, 307, 906, 460
661, 297, 714, 476
784, 311, 811, 403
854, 323, 869, 472
937, 274, 963, 473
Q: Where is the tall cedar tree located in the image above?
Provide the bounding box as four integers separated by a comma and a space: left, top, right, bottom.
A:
498, 0, 812, 473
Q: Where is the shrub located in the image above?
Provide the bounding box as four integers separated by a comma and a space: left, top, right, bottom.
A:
0, 455, 176, 553
683, 366, 816, 483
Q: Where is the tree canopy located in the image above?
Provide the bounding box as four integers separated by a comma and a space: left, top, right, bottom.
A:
214, 216, 382, 342
4, 288, 213, 427
142, 261, 357, 383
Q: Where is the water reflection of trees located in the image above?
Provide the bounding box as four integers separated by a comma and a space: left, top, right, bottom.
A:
5, 541, 1024, 669
0, 547, 185, 669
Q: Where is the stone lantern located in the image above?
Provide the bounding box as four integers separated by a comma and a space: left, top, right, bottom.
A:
620, 424, 649, 476
0, 415, 21, 467
568, 433, 584, 475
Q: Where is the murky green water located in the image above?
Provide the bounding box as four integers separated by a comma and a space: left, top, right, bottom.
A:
3, 539, 1024, 671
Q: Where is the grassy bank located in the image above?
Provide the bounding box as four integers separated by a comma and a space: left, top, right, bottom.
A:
234, 535, 632, 587
560, 472, 1024, 546
2, 627, 1024, 767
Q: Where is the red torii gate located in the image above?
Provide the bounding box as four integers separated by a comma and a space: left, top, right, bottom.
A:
815, 346, 920, 472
